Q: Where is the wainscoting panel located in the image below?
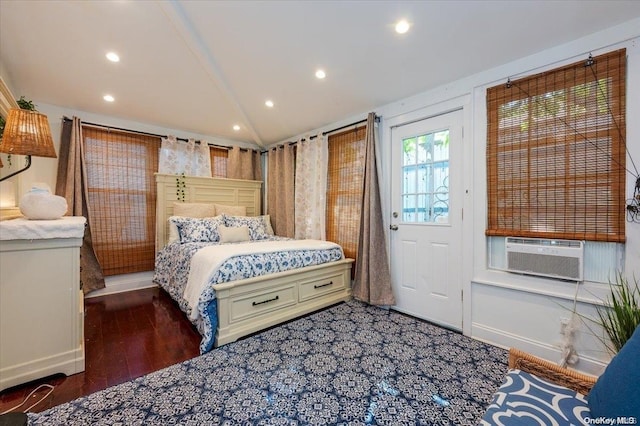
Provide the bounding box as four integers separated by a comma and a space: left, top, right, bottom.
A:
470, 280, 609, 376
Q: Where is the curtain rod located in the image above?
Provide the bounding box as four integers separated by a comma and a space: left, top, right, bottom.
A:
61, 116, 256, 152
263, 114, 379, 153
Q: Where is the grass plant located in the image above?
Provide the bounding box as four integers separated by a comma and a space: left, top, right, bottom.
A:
596, 273, 640, 354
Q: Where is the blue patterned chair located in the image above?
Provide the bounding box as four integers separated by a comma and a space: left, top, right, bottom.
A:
480, 348, 595, 425
481, 325, 640, 425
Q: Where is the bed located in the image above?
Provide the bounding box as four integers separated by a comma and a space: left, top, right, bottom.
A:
153, 173, 353, 353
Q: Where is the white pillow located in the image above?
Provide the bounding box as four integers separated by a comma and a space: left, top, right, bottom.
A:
223, 214, 269, 240
218, 225, 251, 243
214, 203, 247, 216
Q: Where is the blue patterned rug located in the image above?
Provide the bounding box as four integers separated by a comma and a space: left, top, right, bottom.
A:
28, 300, 507, 425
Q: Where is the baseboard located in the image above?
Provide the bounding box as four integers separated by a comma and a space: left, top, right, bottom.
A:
0, 347, 84, 392
85, 271, 156, 298
471, 322, 608, 376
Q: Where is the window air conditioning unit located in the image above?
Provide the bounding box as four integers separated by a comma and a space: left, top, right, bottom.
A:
505, 237, 584, 281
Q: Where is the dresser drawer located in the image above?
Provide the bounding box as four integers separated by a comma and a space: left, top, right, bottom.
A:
299, 272, 347, 302
229, 284, 296, 323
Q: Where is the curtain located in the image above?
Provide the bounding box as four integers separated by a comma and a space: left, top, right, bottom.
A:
353, 113, 395, 305
158, 135, 211, 177
294, 134, 328, 240
267, 144, 295, 237
55, 117, 105, 293
227, 146, 262, 180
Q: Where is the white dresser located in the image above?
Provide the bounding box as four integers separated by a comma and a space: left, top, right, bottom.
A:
0, 216, 86, 391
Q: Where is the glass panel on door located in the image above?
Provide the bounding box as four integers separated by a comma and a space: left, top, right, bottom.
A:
401, 130, 450, 223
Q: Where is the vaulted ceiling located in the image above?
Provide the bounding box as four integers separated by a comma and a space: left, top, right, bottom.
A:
2, 1, 640, 147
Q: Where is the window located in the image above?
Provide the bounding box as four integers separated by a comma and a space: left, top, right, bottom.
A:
486, 49, 626, 243
83, 127, 160, 275
210, 146, 228, 178
326, 127, 366, 261
402, 130, 450, 223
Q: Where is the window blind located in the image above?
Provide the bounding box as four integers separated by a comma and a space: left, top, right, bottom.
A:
83, 127, 161, 275
209, 146, 228, 178
486, 49, 626, 243
326, 126, 366, 261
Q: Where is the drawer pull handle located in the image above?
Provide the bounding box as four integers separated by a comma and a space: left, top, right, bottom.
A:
314, 281, 333, 289
252, 295, 279, 306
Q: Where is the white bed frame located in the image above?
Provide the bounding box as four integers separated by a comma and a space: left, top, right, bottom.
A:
155, 173, 353, 347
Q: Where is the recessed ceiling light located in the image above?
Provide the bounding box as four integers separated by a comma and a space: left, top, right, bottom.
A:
395, 19, 410, 34
265, 100, 274, 108
103, 94, 115, 102
315, 69, 326, 79
233, 124, 240, 131
106, 52, 120, 62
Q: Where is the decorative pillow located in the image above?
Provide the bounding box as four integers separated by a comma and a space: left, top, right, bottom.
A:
213, 204, 246, 216
170, 216, 224, 243
588, 324, 640, 420
258, 215, 275, 235
218, 225, 251, 243
172, 202, 216, 218
480, 369, 589, 426
223, 214, 269, 240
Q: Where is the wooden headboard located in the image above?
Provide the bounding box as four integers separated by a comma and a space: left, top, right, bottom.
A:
155, 173, 262, 251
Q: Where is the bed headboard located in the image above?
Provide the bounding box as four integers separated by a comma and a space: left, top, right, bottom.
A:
155, 173, 262, 251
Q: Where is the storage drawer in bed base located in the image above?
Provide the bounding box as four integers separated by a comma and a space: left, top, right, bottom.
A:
298, 272, 347, 303
214, 258, 354, 346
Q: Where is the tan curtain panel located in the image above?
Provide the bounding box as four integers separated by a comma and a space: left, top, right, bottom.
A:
486, 48, 626, 242
227, 146, 262, 181
267, 144, 295, 237
55, 117, 105, 293
81, 126, 160, 275
352, 113, 395, 305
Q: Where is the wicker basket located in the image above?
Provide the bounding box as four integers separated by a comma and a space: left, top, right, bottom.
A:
508, 348, 598, 396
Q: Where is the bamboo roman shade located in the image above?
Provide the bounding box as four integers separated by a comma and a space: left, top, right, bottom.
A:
326, 126, 366, 260
83, 127, 161, 275
486, 49, 626, 243
209, 146, 228, 178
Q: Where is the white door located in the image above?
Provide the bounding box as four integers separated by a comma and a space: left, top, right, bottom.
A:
390, 110, 463, 330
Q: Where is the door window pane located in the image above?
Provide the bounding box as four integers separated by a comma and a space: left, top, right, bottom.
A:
401, 129, 450, 223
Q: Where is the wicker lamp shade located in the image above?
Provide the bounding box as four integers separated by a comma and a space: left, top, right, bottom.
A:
0, 108, 57, 158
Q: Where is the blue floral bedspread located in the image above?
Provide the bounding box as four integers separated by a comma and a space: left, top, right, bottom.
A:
153, 237, 343, 353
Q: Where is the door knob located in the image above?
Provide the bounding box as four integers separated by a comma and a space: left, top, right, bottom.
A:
390, 224, 399, 231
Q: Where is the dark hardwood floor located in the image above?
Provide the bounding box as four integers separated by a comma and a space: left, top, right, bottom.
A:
0, 287, 201, 414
